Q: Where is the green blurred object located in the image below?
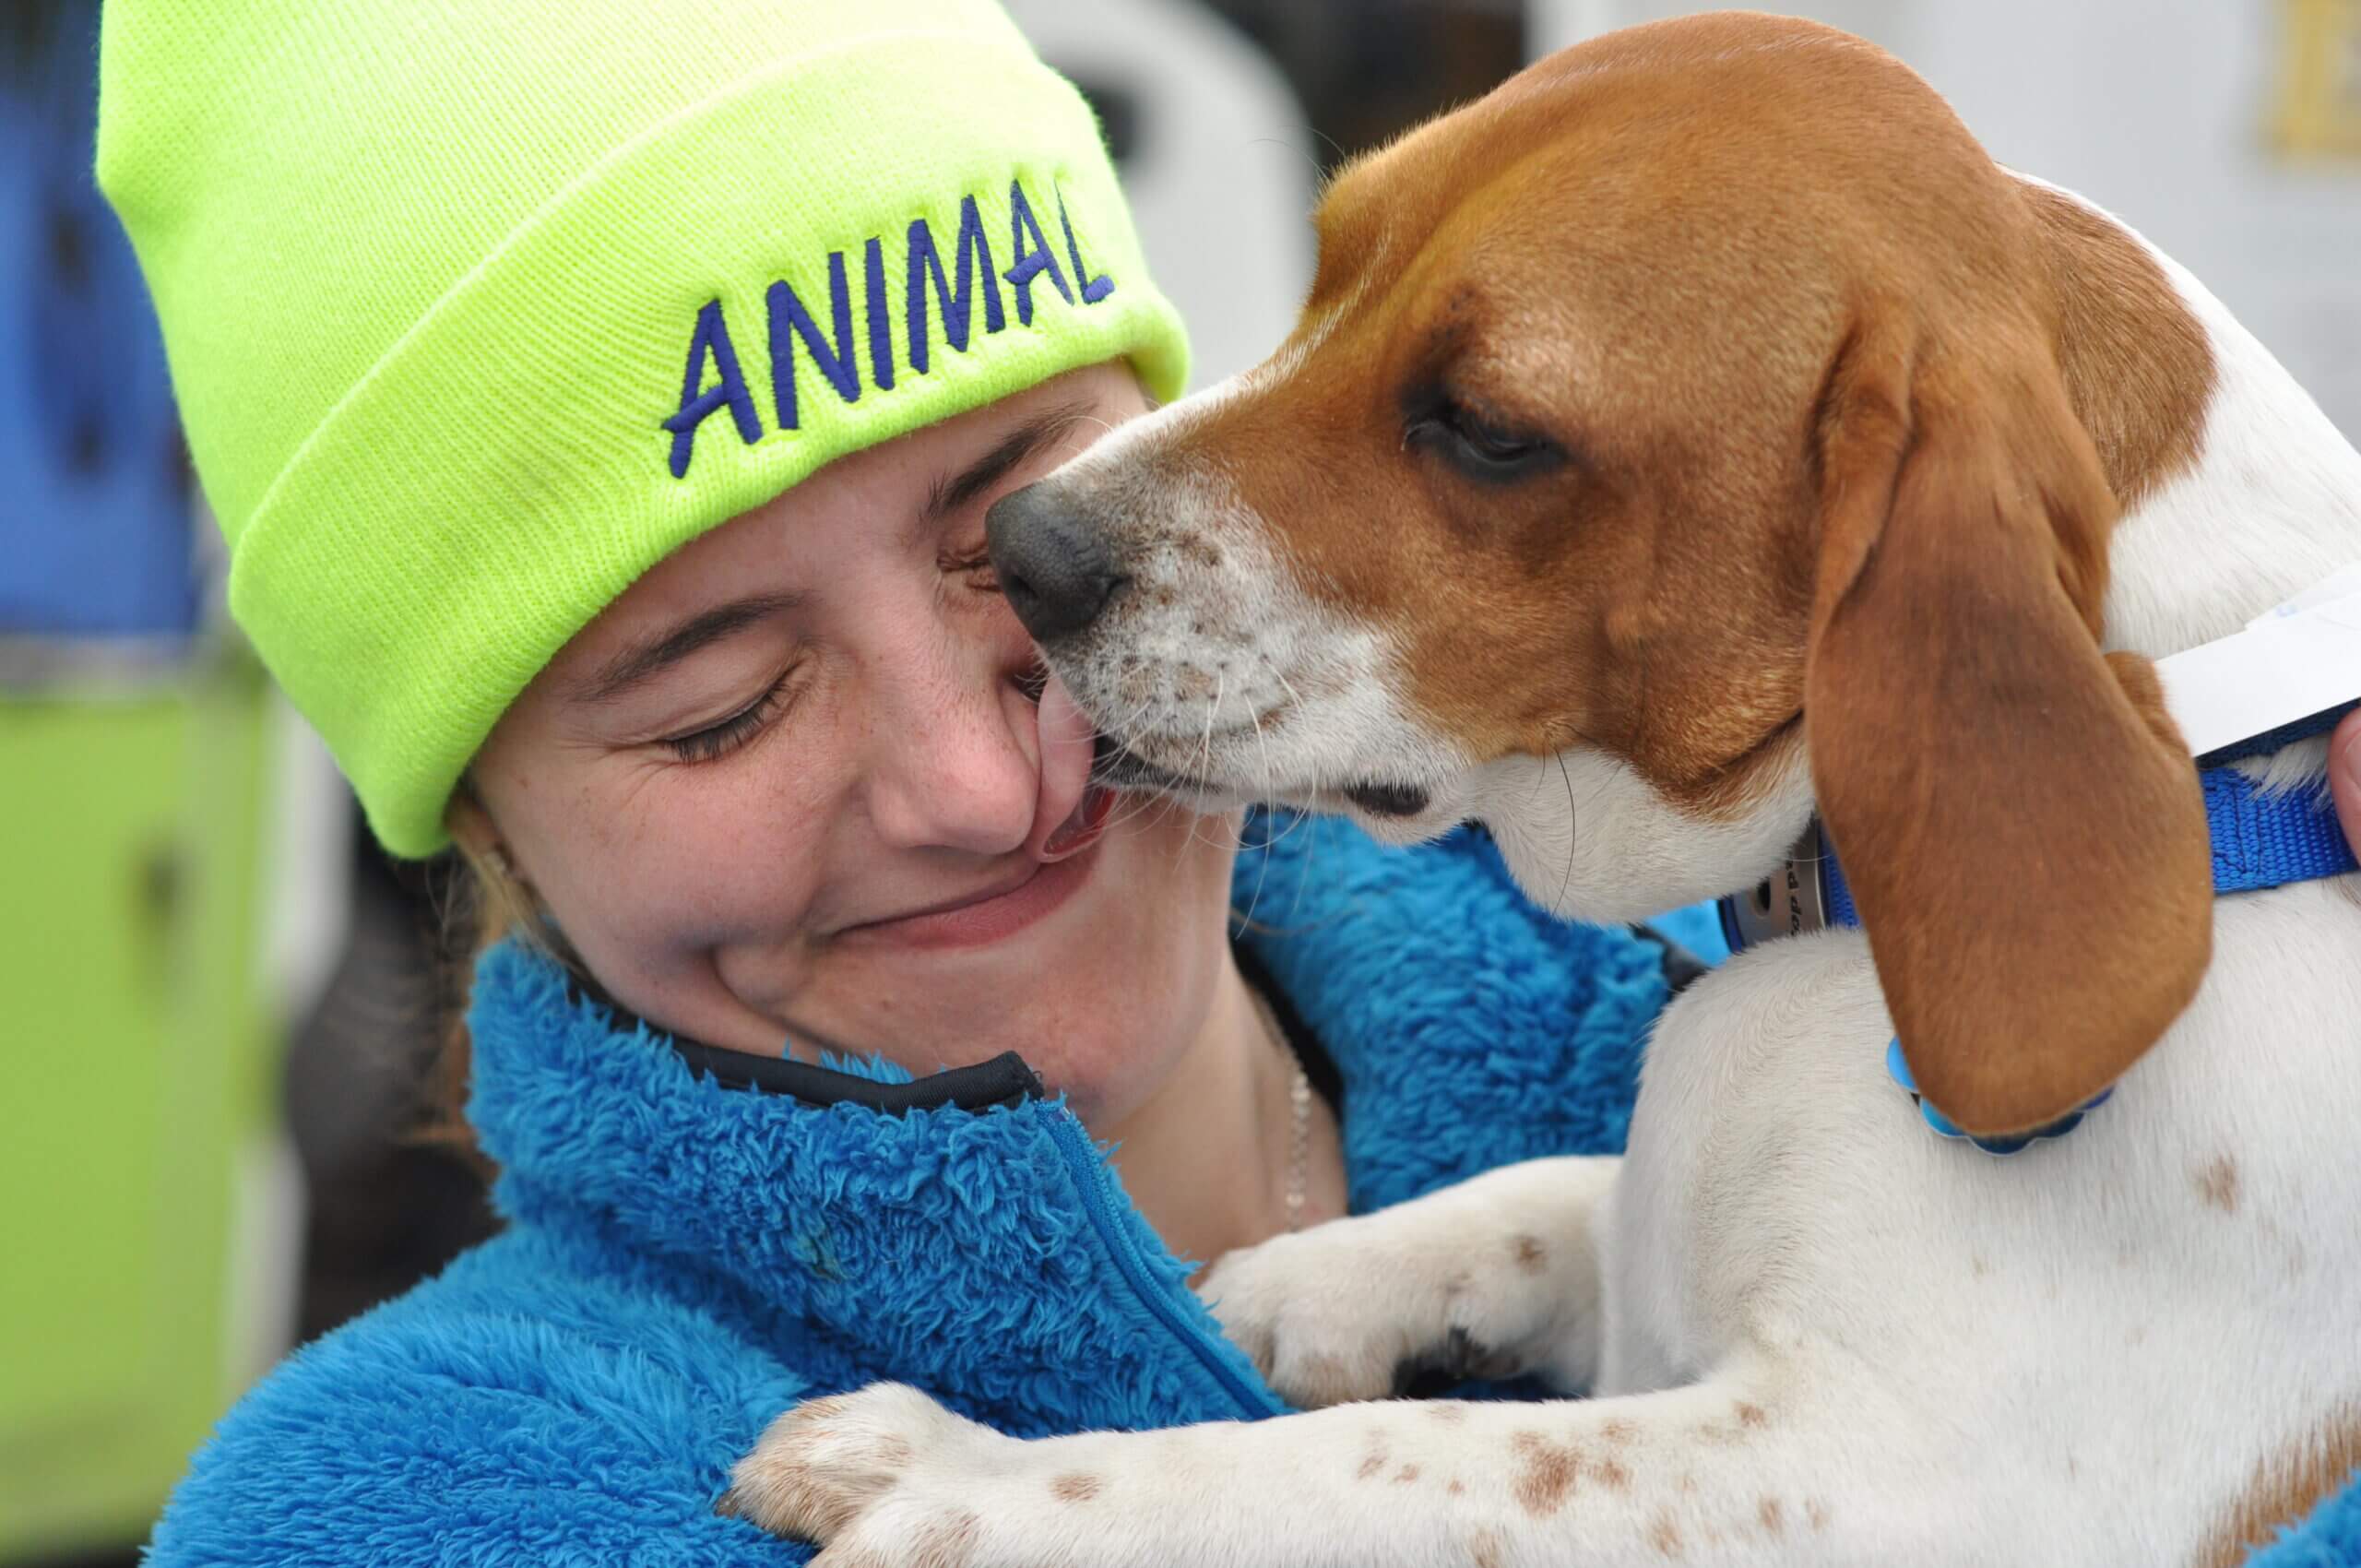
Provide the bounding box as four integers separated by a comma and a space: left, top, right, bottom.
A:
0, 645, 286, 1560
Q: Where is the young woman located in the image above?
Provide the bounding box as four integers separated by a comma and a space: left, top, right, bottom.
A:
102, 0, 1704, 1561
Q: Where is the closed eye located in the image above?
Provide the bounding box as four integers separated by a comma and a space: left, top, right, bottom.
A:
1405, 394, 1563, 483
939, 540, 1001, 592
662, 671, 797, 764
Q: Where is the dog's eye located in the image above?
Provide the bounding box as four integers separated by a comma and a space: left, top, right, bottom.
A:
1407, 398, 1560, 482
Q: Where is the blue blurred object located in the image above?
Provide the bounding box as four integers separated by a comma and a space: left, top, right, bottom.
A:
1653, 899, 1729, 967
0, 1, 198, 642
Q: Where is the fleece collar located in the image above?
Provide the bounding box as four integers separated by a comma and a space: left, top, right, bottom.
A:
461, 815, 1672, 1431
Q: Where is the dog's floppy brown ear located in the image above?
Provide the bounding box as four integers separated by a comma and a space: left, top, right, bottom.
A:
1807, 314, 2213, 1135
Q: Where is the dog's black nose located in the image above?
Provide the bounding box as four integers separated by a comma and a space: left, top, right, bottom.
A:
987, 481, 1126, 643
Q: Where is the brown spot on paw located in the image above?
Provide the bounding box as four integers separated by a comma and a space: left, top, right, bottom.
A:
727, 1455, 860, 1541
826, 1550, 897, 1568
1758, 1497, 1785, 1536
793, 1395, 855, 1425
2195, 1156, 2240, 1215
1511, 1233, 1548, 1274
909, 1510, 982, 1568
1049, 1472, 1102, 1503
1510, 1430, 1583, 1516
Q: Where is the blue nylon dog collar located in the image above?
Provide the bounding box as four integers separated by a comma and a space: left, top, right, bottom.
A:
1715, 698, 2358, 1157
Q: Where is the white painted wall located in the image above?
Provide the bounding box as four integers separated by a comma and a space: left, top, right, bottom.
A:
1529, 0, 2361, 439
1006, 0, 1318, 388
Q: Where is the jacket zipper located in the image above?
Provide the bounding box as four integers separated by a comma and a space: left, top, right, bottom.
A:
1046, 1111, 1283, 1422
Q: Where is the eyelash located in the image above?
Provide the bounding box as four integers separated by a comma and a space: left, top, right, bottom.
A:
941, 540, 999, 590
664, 674, 793, 765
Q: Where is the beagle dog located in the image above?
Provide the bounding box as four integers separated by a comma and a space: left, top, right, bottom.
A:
731, 14, 2361, 1564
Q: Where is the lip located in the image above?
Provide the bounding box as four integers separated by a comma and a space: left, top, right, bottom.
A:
835, 830, 1108, 952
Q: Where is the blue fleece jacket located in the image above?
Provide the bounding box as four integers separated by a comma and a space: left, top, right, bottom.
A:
142, 817, 2355, 1564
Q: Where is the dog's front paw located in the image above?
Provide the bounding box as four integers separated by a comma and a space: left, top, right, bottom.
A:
1198, 1212, 1546, 1408
723, 1383, 1007, 1559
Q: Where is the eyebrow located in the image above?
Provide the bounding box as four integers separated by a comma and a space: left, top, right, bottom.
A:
921, 397, 1096, 525
572, 590, 803, 707
572, 401, 1094, 707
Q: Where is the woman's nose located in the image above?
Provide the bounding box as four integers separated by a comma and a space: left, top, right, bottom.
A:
861, 646, 1044, 856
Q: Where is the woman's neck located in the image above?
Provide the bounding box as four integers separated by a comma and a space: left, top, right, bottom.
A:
1097, 952, 1346, 1279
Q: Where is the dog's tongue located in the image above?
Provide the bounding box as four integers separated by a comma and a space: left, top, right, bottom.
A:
1030, 671, 1101, 861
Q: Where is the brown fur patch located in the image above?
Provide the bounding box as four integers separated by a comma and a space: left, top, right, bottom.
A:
1394, 1465, 1423, 1485
1049, 1472, 1102, 1504
908, 1510, 981, 1568
1448, 1478, 1466, 1496
2195, 1156, 2241, 1215
1735, 1402, 1768, 1430
1807, 1499, 1831, 1531
1469, 1528, 1504, 1568
1430, 1402, 1470, 1423
2193, 1407, 2361, 1568
792, 1394, 854, 1424
1759, 1498, 1785, 1536
1648, 1511, 1687, 1557
2017, 183, 2213, 510
1511, 1234, 1548, 1274
1357, 1449, 1390, 1481
1510, 1430, 1584, 1516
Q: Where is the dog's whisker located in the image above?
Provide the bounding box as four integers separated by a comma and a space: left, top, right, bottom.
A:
1556, 751, 1580, 912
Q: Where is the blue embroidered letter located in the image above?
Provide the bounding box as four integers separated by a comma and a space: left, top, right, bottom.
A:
766, 252, 863, 431
1003, 178, 1074, 326
1057, 185, 1115, 304
662, 299, 763, 479
862, 236, 895, 393
906, 196, 1006, 374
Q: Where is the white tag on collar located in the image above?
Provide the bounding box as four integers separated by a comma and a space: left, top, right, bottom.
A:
2153, 564, 2361, 758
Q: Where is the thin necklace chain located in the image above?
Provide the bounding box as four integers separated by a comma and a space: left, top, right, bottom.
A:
1246, 983, 1313, 1233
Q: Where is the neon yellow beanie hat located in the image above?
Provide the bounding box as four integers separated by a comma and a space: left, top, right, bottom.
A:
97, 0, 1188, 858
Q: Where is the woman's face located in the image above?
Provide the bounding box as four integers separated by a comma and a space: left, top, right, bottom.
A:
454, 363, 1240, 1123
